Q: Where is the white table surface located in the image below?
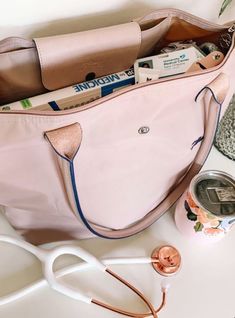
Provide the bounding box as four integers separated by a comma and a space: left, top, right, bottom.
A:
0, 147, 234, 318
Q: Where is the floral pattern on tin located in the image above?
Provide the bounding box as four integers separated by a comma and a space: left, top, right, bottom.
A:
184, 192, 225, 237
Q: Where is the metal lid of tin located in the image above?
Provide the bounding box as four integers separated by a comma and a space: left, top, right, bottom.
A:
189, 170, 235, 217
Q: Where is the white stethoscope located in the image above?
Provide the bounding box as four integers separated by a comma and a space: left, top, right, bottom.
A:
0, 235, 181, 317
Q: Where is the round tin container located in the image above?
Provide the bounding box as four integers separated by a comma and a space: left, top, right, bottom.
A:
175, 170, 235, 242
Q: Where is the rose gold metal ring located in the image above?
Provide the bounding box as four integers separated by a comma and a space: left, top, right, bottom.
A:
151, 245, 181, 276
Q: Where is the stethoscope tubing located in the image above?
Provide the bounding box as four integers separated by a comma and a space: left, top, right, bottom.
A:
0, 237, 152, 306
0, 235, 170, 317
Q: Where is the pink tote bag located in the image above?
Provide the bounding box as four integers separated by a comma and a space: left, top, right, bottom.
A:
0, 9, 234, 244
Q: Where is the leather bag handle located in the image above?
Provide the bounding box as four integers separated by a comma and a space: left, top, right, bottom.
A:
0, 37, 35, 54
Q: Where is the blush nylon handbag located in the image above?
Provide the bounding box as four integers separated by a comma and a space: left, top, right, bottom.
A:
0, 9, 234, 244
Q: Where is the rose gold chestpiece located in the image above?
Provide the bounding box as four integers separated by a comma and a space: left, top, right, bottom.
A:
151, 245, 181, 276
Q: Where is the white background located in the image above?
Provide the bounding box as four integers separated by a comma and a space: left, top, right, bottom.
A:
0, 0, 235, 39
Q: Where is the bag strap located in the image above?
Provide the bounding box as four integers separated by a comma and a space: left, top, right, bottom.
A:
0, 37, 35, 54
45, 73, 229, 239
134, 8, 229, 31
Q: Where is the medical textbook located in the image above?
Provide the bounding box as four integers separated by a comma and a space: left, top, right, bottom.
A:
0, 68, 135, 112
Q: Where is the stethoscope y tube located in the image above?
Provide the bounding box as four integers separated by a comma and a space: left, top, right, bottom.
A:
0, 235, 181, 317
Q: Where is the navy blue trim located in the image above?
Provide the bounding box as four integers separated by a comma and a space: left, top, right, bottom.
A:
69, 161, 111, 238
43, 127, 108, 236
191, 136, 204, 150
48, 101, 61, 111
195, 86, 220, 105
